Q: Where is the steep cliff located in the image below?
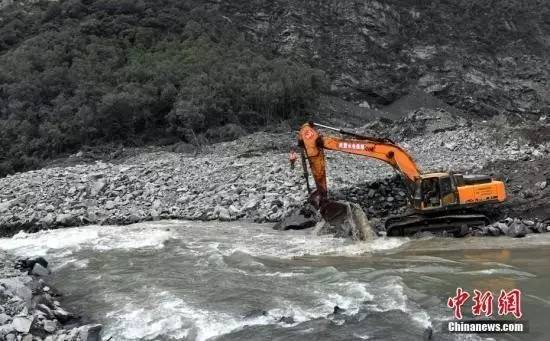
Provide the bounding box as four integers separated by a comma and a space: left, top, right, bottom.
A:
214, 0, 549, 116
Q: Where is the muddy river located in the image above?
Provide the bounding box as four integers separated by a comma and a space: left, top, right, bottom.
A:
1, 220, 549, 340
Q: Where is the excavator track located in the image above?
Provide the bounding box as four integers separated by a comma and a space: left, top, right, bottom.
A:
385, 213, 490, 237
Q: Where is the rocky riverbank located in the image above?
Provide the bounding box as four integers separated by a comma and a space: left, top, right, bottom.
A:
0, 110, 549, 238
0, 250, 102, 341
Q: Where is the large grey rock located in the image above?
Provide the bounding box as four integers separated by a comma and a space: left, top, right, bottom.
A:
56, 213, 74, 226
243, 199, 258, 211
53, 307, 74, 323
40, 213, 56, 225
43, 319, 57, 333
90, 181, 106, 196
0, 313, 10, 324
0, 278, 32, 305
0, 199, 16, 213
11, 316, 32, 333
507, 220, 527, 238
32, 263, 51, 277
273, 206, 317, 231
76, 324, 102, 341
218, 207, 231, 221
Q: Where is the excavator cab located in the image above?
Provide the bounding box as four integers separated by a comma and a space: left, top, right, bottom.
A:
414, 173, 458, 211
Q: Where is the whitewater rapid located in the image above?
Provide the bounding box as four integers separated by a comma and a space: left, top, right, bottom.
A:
1, 220, 549, 340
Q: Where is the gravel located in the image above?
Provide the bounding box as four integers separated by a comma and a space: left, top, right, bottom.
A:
0, 109, 548, 238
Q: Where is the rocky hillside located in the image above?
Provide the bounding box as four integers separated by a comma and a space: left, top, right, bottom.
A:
218, 0, 550, 115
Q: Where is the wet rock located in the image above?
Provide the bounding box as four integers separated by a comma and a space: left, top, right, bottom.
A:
278, 316, 295, 324
424, 326, 433, 340
243, 199, 259, 211
333, 306, 346, 314
76, 324, 102, 341
0, 278, 32, 304
31, 263, 51, 277
495, 222, 509, 235
39, 213, 56, 226
243, 309, 267, 319
218, 207, 231, 221
56, 213, 74, 226
228, 205, 241, 217
36, 304, 54, 319
532, 222, 546, 233
487, 224, 502, 236
273, 210, 317, 230
16, 257, 49, 272
43, 319, 57, 333
0, 313, 10, 324
12, 316, 33, 333
522, 219, 535, 226
507, 220, 527, 238
53, 308, 74, 323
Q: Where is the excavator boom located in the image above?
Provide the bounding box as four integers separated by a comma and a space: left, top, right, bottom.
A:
299, 122, 420, 199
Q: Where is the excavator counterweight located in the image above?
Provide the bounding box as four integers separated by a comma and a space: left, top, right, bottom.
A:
297, 122, 506, 236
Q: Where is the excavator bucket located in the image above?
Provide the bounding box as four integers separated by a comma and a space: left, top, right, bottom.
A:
319, 200, 376, 240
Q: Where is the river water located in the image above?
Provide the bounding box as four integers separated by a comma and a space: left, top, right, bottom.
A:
1, 220, 549, 341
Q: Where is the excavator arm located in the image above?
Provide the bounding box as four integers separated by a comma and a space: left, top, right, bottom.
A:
298, 122, 421, 206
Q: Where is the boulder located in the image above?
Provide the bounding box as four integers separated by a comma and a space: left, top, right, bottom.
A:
243, 199, 258, 211
40, 213, 56, 225
0, 278, 32, 305
507, 220, 526, 238
32, 263, 51, 277
76, 324, 102, 341
90, 181, 106, 196
11, 316, 32, 333
278, 316, 295, 324
333, 305, 346, 314
43, 319, 57, 333
487, 225, 502, 236
495, 222, 509, 235
16, 257, 48, 271
218, 207, 231, 221
53, 308, 74, 323
0, 313, 10, 324
56, 213, 75, 226
242, 309, 267, 319
273, 211, 316, 230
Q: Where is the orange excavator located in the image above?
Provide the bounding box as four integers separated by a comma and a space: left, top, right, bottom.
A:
297, 122, 506, 236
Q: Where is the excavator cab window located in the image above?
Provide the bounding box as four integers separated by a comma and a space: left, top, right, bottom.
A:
439, 176, 453, 197
421, 177, 441, 208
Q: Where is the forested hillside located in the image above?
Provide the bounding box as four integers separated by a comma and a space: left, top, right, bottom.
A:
0, 0, 549, 176
0, 0, 326, 175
